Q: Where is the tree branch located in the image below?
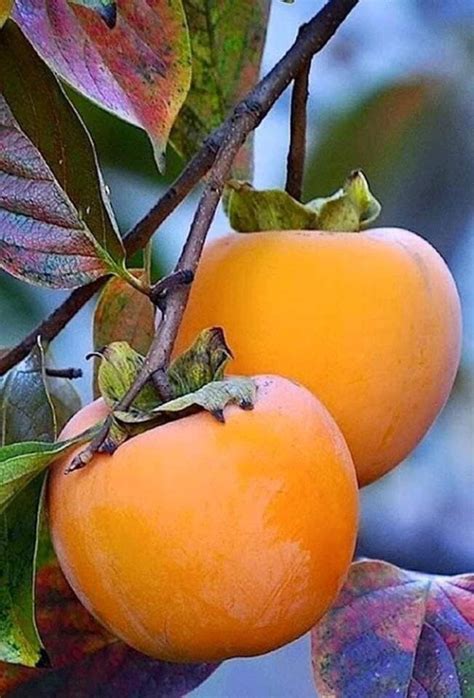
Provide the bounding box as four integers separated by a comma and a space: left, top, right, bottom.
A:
286, 58, 311, 200
0, 0, 359, 379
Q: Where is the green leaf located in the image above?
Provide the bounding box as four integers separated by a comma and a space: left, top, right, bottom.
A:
0, 432, 97, 517
0, 0, 13, 27
94, 342, 159, 411
116, 376, 256, 426
0, 339, 83, 669
0, 474, 45, 667
168, 327, 233, 397
92, 270, 155, 399
0, 22, 125, 289
68, 0, 116, 28
225, 172, 380, 233
172, 0, 270, 178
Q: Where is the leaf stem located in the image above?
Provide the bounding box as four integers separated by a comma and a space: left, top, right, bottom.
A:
0, 0, 359, 379
286, 58, 311, 201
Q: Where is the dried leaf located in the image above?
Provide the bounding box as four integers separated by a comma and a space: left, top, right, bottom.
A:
226, 172, 380, 234
0, 22, 124, 289
168, 326, 232, 397
172, 0, 270, 177
13, 0, 192, 170
312, 559, 474, 698
225, 180, 318, 232
95, 342, 159, 410
116, 376, 256, 425
93, 270, 155, 398
308, 170, 381, 231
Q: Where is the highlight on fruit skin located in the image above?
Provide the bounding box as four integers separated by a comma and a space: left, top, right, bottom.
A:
48, 375, 358, 663
176, 227, 462, 486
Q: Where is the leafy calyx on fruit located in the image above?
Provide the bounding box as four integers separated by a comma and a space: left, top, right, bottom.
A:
94, 329, 256, 443
225, 170, 381, 233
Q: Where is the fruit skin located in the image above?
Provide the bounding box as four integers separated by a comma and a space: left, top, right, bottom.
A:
175, 228, 462, 486
48, 376, 358, 663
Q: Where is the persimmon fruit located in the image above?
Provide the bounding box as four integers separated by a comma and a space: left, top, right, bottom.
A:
176, 228, 462, 486
48, 376, 358, 663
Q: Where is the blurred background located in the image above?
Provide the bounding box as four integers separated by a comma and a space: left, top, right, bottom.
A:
1, 0, 473, 695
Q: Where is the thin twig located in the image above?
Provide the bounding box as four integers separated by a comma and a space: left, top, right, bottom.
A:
286, 58, 311, 200
45, 367, 83, 379
0, 0, 359, 380
150, 269, 194, 307
0, 145, 215, 376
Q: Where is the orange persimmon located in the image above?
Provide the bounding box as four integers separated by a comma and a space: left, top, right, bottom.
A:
48, 376, 358, 663
176, 228, 462, 486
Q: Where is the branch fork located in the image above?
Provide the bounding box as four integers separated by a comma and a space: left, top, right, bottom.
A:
0, 0, 361, 467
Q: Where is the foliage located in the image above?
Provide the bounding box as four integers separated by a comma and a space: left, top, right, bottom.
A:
13, 0, 191, 170
0, 22, 124, 289
312, 559, 474, 697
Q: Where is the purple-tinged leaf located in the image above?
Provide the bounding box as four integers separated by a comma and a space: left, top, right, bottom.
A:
311, 559, 474, 698
7, 642, 218, 697
13, 0, 192, 170
172, 0, 270, 178
0, 21, 124, 289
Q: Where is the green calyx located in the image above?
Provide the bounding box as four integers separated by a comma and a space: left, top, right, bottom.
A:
94, 329, 256, 447
225, 170, 381, 233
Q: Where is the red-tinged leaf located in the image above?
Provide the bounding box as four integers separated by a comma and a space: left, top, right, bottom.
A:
69, 0, 117, 29
93, 270, 155, 397
13, 0, 192, 170
0, 21, 124, 289
6, 642, 218, 697
171, 0, 270, 178
311, 560, 474, 698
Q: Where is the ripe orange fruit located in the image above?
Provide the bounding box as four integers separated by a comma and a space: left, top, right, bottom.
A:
48, 376, 358, 663
176, 228, 462, 486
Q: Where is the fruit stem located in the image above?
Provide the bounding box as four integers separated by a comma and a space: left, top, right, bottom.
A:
286, 57, 311, 201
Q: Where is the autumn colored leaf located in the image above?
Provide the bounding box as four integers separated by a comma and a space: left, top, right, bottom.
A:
69, 0, 117, 28
0, 0, 13, 27
0, 22, 125, 289
13, 0, 192, 170
311, 559, 474, 698
171, 0, 270, 177
6, 642, 219, 697
93, 270, 155, 397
